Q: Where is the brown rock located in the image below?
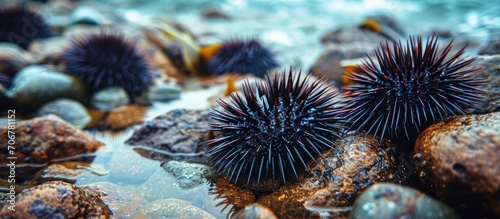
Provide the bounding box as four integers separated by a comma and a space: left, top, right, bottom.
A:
321, 26, 388, 45
83, 182, 149, 219
309, 44, 374, 87
471, 55, 500, 113
86, 104, 148, 131
258, 135, 399, 218
232, 203, 278, 219
0, 115, 103, 181
32, 162, 87, 184
0, 181, 112, 218
125, 109, 212, 163
414, 112, 500, 218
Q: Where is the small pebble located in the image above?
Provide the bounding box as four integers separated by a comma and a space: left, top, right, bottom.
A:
38, 98, 91, 128
90, 87, 130, 110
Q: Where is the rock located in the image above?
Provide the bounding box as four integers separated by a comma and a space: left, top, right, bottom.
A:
479, 39, 500, 55
257, 135, 399, 218
232, 203, 278, 219
83, 182, 149, 219
29, 37, 71, 64
211, 176, 256, 215
70, 6, 107, 25
309, 44, 372, 87
162, 160, 212, 189
86, 104, 148, 131
321, 26, 389, 45
0, 43, 35, 76
135, 198, 216, 219
201, 8, 231, 20
136, 162, 212, 202
125, 109, 212, 163
37, 98, 91, 128
414, 112, 500, 218
32, 162, 86, 184
349, 183, 460, 219
90, 87, 130, 110
471, 55, 500, 113
0, 115, 103, 181
7, 65, 87, 109
147, 82, 182, 102
0, 181, 112, 218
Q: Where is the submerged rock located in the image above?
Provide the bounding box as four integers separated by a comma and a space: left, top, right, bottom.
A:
86, 104, 148, 131
162, 160, 212, 189
232, 203, 278, 219
134, 198, 216, 219
349, 183, 460, 219
0, 181, 112, 218
257, 135, 400, 218
414, 112, 500, 218
38, 98, 91, 128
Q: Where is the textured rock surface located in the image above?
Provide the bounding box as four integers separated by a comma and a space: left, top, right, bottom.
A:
134, 198, 216, 219
470, 55, 500, 114
83, 182, 149, 219
257, 135, 399, 218
414, 112, 500, 218
0, 115, 103, 180
479, 39, 500, 55
86, 104, 148, 131
349, 183, 460, 219
125, 109, 212, 163
0, 181, 112, 218
232, 203, 278, 219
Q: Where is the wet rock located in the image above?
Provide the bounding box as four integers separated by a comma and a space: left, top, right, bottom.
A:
90, 87, 130, 110
32, 162, 87, 184
349, 183, 460, 219
29, 37, 70, 64
83, 182, 149, 219
7, 65, 87, 109
38, 98, 91, 128
162, 160, 212, 189
309, 44, 372, 87
414, 112, 500, 218
125, 109, 212, 163
321, 26, 389, 46
0, 115, 103, 181
232, 203, 278, 219
135, 198, 216, 219
86, 104, 148, 131
70, 6, 107, 25
479, 38, 500, 55
147, 82, 182, 102
257, 135, 399, 218
0, 181, 112, 218
136, 162, 212, 202
470, 55, 500, 113
0, 43, 35, 76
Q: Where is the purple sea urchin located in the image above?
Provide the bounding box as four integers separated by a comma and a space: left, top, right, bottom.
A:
206, 38, 278, 77
208, 68, 344, 189
0, 5, 54, 49
60, 32, 153, 98
342, 35, 485, 140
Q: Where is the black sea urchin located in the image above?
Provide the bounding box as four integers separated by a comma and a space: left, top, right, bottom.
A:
60, 32, 153, 98
206, 38, 278, 77
342, 35, 484, 140
208, 68, 344, 189
0, 5, 54, 49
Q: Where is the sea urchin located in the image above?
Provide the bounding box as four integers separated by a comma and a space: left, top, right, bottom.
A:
60, 32, 153, 98
208, 68, 344, 189
206, 38, 278, 77
342, 35, 485, 140
0, 5, 54, 49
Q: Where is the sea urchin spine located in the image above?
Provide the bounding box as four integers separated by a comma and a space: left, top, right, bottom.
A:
206, 38, 278, 77
60, 32, 153, 98
208, 68, 344, 189
342, 35, 485, 140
